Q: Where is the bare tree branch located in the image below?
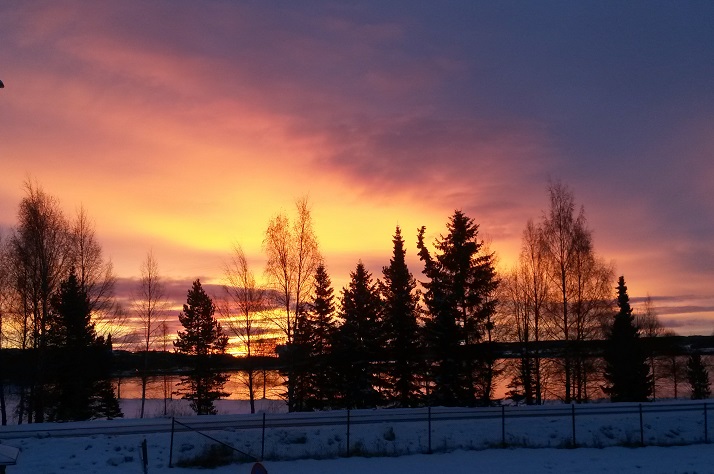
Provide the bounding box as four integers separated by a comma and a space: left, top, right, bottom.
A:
263, 196, 321, 345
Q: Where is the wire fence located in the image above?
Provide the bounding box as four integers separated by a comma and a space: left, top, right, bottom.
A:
167, 401, 712, 463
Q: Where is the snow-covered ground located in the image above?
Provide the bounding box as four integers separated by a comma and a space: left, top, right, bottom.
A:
1, 399, 713, 473
6, 437, 714, 473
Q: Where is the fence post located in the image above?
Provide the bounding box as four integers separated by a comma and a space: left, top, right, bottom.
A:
141, 438, 148, 474
705, 403, 709, 444
346, 410, 351, 457
639, 404, 644, 446
501, 405, 506, 446
428, 406, 432, 454
571, 404, 576, 447
261, 412, 266, 460
168, 417, 175, 468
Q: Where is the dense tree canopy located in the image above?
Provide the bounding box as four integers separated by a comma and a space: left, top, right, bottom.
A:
417, 210, 499, 406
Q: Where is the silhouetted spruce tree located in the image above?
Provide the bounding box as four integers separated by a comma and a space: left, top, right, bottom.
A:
48, 268, 95, 349
90, 379, 123, 419
602, 276, 651, 402
300, 264, 338, 410
686, 353, 711, 400
46, 268, 122, 421
380, 226, 423, 407
333, 262, 383, 409
292, 264, 338, 411
174, 279, 229, 415
417, 211, 499, 406
47, 268, 95, 421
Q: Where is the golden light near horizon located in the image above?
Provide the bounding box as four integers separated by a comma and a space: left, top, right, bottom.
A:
1, 1, 713, 337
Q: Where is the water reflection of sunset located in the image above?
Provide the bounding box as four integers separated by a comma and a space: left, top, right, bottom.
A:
115, 373, 284, 401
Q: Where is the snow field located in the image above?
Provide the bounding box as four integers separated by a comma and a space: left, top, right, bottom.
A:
4, 428, 714, 474
1, 399, 713, 473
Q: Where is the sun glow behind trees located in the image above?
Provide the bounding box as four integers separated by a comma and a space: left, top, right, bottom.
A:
2, 175, 712, 415
2, 2, 714, 338
0, 180, 687, 360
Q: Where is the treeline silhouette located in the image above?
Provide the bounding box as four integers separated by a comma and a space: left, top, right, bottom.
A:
269, 183, 709, 410
0, 179, 710, 423
279, 222, 669, 411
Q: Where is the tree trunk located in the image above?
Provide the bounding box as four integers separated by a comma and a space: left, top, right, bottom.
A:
140, 375, 147, 418
17, 387, 25, 425
0, 378, 6, 426
248, 368, 256, 414
263, 370, 267, 399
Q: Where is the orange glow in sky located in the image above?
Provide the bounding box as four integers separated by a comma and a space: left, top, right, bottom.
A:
1, 2, 713, 335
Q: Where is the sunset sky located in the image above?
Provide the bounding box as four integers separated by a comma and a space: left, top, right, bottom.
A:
1, 2, 713, 335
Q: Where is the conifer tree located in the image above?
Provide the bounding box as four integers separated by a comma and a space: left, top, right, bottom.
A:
417, 211, 499, 406
686, 353, 711, 400
46, 268, 95, 421
49, 267, 96, 349
292, 264, 338, 411
380, 226, 422, 407
602, 276, 651, 402
309, 264, 337, 359
175, 279, 229, 356
306, 264, 338, 408
174, 279, 229, 414
47, 268, 121, 421
90, 379, 124, 420
333, 262, 382, 409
